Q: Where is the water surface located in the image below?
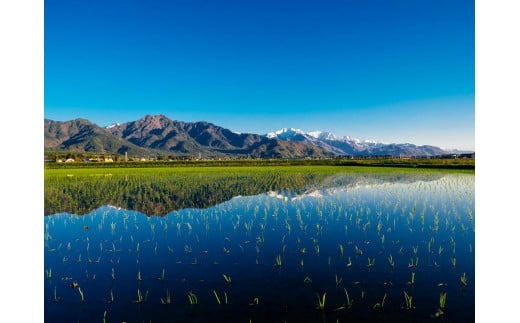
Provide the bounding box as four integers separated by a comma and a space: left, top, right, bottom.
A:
44, 171, 474, 322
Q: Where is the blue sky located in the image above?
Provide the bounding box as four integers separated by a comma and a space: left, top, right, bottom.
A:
44, 0, 475, 150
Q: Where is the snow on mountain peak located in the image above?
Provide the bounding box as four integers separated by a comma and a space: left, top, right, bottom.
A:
105, 123, 120, 129
265, 127, 392, 150
266, 128, 306, 139
307, 131, 338, 141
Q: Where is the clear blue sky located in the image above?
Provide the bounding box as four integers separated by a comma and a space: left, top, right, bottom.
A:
44, 0, 474, 150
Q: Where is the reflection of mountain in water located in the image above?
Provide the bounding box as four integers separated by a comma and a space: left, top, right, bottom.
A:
46, 171, 448, 216
287, 172, 447, 200
46, 171, 326, 216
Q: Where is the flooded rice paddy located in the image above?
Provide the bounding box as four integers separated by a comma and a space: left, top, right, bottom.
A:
44, 170, 474, 322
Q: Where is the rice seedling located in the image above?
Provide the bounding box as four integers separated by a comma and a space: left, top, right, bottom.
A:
316, 292, 327, 310
408, 256, 419, 268
338, 244, 344, 258
366, 257, 376, 268
102, 311, 107, 323
52, 286, 62, 302
45, 268, 52, 280
137, 270, 142, 281
304, 276, 313, 284
249, 297, 260, 306
77, 287, 85, 302
335, 274, 343, 287
222, 274, 232, 284
387, 254, 395, 268
451, 257, 456, 267
406, 272, 415, 285
432, 292, 447, 317
188, 291, 198, 305
402, 291, 414, 310
460, 272, 468, 286
212, 290, 221, 305
343, 288, 354, 309
108, 289, 114, 304
274, 255, 282, 267
158, 268, 165, 281
88, 257, 101, 263
373, 293, 387, 309
133, 288, 144, 304
377, 221, 383, 234
439, 292, 447, 310
346, 257, 352, 267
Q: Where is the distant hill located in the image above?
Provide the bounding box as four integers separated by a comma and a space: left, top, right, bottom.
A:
266, 128, 450, 157
44, 118, 152, 155
44, 115, 468, 158
45, 115, 333, 158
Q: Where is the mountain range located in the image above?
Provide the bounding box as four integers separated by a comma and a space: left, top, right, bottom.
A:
44, 115, 467, 158
265, 128, 451, 157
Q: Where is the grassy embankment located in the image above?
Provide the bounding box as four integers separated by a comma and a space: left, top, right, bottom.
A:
44, 157, 475, 170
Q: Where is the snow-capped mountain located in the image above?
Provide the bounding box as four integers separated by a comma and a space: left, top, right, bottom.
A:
306, 131, 338, 141
266, 128, 307, 140
266, 128, 347, 155
105, 123, 121, 129
264, 128, 447, 157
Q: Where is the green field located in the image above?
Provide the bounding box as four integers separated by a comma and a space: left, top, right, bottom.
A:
45, 165, 473, 216
45, 165, 475, 322
44, 157, 475, 169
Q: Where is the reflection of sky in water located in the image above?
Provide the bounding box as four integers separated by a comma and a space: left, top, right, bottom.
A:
45, 173, 474, 322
